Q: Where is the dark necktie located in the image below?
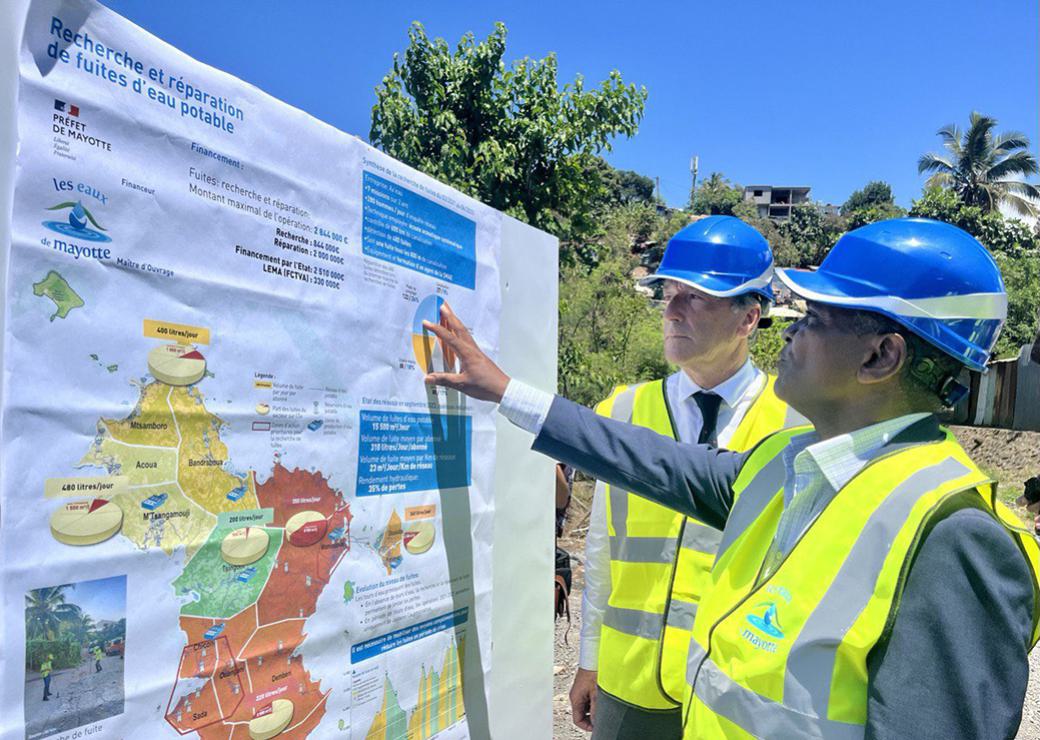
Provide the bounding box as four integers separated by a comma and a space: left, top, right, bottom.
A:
693, 391, 722, 446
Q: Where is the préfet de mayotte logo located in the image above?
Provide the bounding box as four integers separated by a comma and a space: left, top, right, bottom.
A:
42, 200, 111, 242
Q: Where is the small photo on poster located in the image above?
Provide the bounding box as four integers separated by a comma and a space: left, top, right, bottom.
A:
23, 575, 127, 740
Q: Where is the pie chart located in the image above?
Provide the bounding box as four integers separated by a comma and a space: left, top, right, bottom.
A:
248, 698, 294, 740
411, 295, 457, 374
50, 498, 124, 546
220, 527, 270, 566
148, 343, 206, 386
404, 520, 436, 555
285, 510, 327, 547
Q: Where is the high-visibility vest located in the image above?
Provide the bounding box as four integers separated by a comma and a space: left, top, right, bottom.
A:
595, 374, 798, 709
41, 660, 52, 677
683, 426, 1040, 739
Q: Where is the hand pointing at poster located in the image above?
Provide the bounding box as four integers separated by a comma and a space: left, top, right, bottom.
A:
423, 304, 510, 402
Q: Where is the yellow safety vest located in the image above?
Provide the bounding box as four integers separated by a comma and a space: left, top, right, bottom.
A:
41, 660, 52, 677
684, 426, 1040, 739
595, 374, 798, 709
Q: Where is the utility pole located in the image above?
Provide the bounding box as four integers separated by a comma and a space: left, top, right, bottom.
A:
690, 155, 699, 203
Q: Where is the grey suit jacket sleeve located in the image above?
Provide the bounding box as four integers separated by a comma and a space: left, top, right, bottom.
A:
866, 508, 1035, 740
531, 395, 749, 529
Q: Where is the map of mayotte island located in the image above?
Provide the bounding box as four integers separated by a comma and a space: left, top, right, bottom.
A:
63, 347, 352, 739
33, 269, 84, 320
167, 465, 352, 739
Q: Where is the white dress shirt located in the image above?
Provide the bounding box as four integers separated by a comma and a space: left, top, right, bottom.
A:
504, 360, 765, 671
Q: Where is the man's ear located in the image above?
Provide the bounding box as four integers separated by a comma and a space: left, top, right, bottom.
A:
859, 333, 908, 385
737, 303, 762, 338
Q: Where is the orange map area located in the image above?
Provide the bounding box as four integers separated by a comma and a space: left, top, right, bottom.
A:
165, 465, 352, 739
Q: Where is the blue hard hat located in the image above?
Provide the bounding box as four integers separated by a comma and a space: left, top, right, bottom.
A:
640, 215, 775, 302
776, 218, 1007, 371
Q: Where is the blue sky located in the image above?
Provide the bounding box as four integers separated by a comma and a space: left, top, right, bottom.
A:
100, 0, 1038, 209
46, 575, 126, 622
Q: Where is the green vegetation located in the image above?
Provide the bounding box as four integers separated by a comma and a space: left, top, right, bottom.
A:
32, 270, 84, 321
24, 585, 125, 669
173, 526, 282, 618
369, 28, 1039, 391
918, 112, 1039, 218
370, 22, 646, 255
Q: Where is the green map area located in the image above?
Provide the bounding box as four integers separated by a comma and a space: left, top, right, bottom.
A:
172, 524, 282, 618
33, 270, 84, 320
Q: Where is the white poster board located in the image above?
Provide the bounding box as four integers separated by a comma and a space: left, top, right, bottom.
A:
0, 2, 557, 739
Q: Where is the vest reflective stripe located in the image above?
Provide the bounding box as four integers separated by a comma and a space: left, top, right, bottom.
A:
604, 605, 667, 640
694, 654, 863, 740
683, 429, 1040, 739
596, 375, 797, 710
783, 456, 972, 717
713, 446, 793, 567
610, 535, 678, 563
666, 598, 698, 631
680, 520, 722, 555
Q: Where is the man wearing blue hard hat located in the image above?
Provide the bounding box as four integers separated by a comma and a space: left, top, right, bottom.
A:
569, 216, 803, 739
423, 217, 1040, 738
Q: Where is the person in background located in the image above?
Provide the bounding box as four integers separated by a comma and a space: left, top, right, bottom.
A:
41, 654, 53, 701
570, 217, 802, 740
93, 645, 103, 673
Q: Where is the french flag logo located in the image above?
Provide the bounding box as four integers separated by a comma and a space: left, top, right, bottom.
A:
54, 99, 80, 116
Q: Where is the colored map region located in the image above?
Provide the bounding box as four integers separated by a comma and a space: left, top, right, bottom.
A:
365, 638, 465, 740
50, 341, 353, 739
32, 269, 84, 320
375, 509, 403, 575
78, 379, 255, 555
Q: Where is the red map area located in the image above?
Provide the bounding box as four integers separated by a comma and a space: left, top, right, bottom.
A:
166, 465, 352, 739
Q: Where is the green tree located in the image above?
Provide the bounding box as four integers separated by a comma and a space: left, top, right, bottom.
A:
918, 112, 1040, 218
559, 206, 671, 405
840, 180, 906, 228
689, 172, 743, 215
909, 188, 1039, 356
910, 187, 1038, 256
776, 204, 843, 267
25, 585, 81, 641
370, 22, 647, 254
615, 169, 657, 205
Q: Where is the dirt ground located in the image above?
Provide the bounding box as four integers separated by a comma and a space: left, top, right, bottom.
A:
552, 427, 1040, 739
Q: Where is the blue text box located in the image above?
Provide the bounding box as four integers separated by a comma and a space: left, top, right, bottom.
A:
356, 410, 472, 495
362, 171, 476, 288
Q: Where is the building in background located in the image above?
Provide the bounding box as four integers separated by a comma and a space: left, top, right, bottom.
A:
742, 185, 811, 219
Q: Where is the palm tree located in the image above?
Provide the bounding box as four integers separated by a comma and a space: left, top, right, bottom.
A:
25, 585, 81, 641
918, 112, 1039, 217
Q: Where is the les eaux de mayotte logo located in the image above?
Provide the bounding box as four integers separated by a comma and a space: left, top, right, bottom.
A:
42, 200, 111, 243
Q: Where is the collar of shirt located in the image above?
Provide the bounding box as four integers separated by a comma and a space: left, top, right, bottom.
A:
674, 357, 761, 409
781, 412, 932, 507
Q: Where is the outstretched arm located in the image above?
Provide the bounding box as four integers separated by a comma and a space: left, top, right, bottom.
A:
423, 304, 746, 526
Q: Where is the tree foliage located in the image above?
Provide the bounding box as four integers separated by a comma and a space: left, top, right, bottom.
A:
909, 188, 1039, 356
559, 206, 672, 406
918, 112, 1040, 218
690, 172, 743, 215
840, 180, 906, 228
370, 22, 647, 253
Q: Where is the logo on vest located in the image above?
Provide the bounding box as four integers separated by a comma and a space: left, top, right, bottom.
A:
741, 586, 791, 652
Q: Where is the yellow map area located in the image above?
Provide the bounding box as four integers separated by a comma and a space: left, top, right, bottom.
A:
78, 381, 256, 553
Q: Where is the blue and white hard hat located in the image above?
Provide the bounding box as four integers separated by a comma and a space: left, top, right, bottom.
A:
640, 215, 775, 302
776, 218, 1006, 371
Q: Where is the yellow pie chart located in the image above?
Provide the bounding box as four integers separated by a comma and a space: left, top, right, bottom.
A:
404, 520, 436, 555
50, 498, 124, 546
220, 527, 270, 566
248, 698, 294, 740
148, 343, 207, 386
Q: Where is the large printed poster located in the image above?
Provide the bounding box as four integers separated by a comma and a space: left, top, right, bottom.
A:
0, 2, 502, 739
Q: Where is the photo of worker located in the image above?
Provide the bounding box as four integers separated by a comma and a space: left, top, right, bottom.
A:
23, 575, 127, 740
